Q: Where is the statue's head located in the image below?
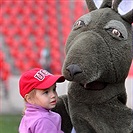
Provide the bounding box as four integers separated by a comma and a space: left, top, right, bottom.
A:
62, 0, 133, 90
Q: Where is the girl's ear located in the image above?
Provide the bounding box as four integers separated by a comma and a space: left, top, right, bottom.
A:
25, 94, 34, 104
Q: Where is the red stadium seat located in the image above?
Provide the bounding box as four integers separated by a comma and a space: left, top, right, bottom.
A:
1, 1, 86, 75
128, 61, 133, 77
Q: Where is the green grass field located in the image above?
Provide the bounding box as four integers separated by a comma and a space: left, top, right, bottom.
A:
0, 114, 22, 133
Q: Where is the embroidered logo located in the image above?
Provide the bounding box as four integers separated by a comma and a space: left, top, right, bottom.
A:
34, 69, 52, 81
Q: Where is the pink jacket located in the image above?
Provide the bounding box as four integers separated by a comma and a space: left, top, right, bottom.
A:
19, 103, 64, 133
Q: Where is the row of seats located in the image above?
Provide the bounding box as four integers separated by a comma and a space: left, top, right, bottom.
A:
1, 1, 132, 80
0, 50, 10, 81
1, 1, 87, 78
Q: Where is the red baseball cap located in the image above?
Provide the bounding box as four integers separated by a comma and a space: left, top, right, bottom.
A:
19, 68, 65, 98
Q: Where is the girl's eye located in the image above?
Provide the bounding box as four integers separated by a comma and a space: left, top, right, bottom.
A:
44, 91, 49, 94
53, 86, 56, 92
53, 88, 56, 92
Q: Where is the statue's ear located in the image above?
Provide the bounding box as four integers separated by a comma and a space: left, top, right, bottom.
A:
100, 0, 112, 8
85, 0, 97, 11
111, 0, 122, 12
122, 9, 133, 24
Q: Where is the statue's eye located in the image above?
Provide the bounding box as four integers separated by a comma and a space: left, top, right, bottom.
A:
104, 20, 127, 40
112, 29, 121, 37
73, 20, 85, 30
108, 28, 124, 38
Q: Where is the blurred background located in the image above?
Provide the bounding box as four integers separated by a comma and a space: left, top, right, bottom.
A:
0, 0, 132, 133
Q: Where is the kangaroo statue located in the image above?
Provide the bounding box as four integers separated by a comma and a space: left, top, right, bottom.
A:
53, 0, 133, 132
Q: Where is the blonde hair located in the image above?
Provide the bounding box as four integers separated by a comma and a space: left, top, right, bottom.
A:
22, 89, 36, 115
24, 89, 36, 102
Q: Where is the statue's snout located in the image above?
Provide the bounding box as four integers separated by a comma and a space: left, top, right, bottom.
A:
66, 64, 82, 78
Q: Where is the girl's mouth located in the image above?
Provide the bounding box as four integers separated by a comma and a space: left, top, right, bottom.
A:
50, 100, 56, 105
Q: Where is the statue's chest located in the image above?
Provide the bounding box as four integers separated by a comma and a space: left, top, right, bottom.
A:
68, 94, 132, 133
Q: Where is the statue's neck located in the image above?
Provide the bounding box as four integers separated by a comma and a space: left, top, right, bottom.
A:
68, 82, 126, 104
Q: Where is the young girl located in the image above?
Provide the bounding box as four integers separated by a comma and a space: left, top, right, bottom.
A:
18, 68, 65, 133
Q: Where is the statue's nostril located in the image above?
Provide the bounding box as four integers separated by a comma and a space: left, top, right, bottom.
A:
66, 64, 82, 77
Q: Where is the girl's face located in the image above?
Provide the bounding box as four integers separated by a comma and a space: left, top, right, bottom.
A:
32, 84, 58, 109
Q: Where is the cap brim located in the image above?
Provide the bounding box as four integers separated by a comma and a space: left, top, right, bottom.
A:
35, 75, 65, 90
